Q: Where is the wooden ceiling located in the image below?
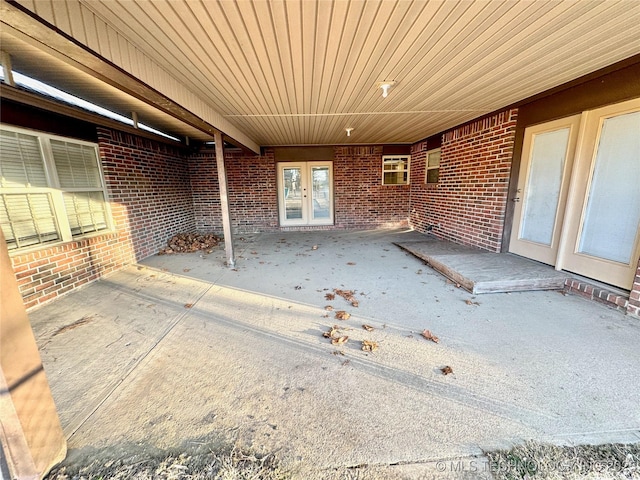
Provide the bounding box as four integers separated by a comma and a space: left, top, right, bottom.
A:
4, 0, 640, 148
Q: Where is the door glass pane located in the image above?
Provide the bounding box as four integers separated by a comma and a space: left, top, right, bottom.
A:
311, 167, 330, 219
283, 167, 302, 220
520, 128, 570, 245
578, 111, 640, 263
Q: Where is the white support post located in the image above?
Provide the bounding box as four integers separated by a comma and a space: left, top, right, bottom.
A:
1, 51, 15, 87
214, 131, 235, 268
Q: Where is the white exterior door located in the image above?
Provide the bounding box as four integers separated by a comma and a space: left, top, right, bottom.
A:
510, 97, 640, 289
558, 99, 640, 289
277, 162, 333, 226
509, 115, 580, 265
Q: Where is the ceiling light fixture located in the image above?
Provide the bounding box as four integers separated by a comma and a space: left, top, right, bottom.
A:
346, 127, 354, 137
377, 81, 395, 98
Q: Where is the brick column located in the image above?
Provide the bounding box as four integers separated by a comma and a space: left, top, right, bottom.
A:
627, 257, 640, 317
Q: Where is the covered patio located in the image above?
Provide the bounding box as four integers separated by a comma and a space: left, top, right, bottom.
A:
30, 230, 640, 478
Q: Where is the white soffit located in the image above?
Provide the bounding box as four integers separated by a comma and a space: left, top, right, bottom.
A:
6, 0, 640, 146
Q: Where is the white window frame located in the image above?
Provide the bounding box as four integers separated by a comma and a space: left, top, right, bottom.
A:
0, 124, 113, 253
382, 155, 410, 185
425, 148, 441, 184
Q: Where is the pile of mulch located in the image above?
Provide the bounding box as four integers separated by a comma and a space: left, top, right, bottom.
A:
158, 233, 222, 254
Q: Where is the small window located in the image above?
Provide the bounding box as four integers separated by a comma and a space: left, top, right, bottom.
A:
0, 125, 112, 251
425, 148, 440, 184
382, 155, 410, 185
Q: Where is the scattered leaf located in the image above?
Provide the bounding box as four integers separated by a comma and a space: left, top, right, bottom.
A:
294, 285, 302, 290
331, 335, 349, 345
183, 268, 191, 272
421, 329, 439, 343
331, 350, 345, 356
324, 305, 334, 311
335, 311, 351, 321
441, 366, 453, 375
323, 325, 341, 338
465, 299, 480, 306
361, 340, 379, 352
341, 360, 350, 366
334, 288, 360, 307
362, 324, 374, 332
347, 262, 356, 266
312, 245, 318, 250
184, 303, 194, 309
325, 293, 336, 300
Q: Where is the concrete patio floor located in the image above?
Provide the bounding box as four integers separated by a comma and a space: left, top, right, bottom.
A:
29, 229, 640, 479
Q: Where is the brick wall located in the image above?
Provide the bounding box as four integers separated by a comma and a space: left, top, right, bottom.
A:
409, 109, 518, 252
10, 127, 195, 309
189, 146, 409, 234
99, 128, 195, 258
334, 146, 410, 229
189, 148, 279, 234
227, 148, 280, 232
189, 150, 223, 232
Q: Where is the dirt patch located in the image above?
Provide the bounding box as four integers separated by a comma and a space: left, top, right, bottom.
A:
486, 441, 640, 479
52, 316, 93, 337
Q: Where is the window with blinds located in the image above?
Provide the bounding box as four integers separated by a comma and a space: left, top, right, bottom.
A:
0, 125, 111, 251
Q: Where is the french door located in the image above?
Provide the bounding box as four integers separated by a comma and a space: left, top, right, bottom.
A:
509, 98, 640, 289
277, 162, 333, 226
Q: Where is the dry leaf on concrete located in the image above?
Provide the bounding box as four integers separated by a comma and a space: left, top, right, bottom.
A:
323, 325, 341, 338
362, 324, 374, 332
421, 330, 439, 343
347, 262, 356, 266
325, 293, 336, 301
331, 336, 349, 345
441, 366, 453, 375
184, 303, 194, 309
465, 299, 480, 306
335, 311, 351, 321
351, 300, 359, 307
361, 340, 379, 352
334, 289, 355, 301
325, 305, 334, 311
